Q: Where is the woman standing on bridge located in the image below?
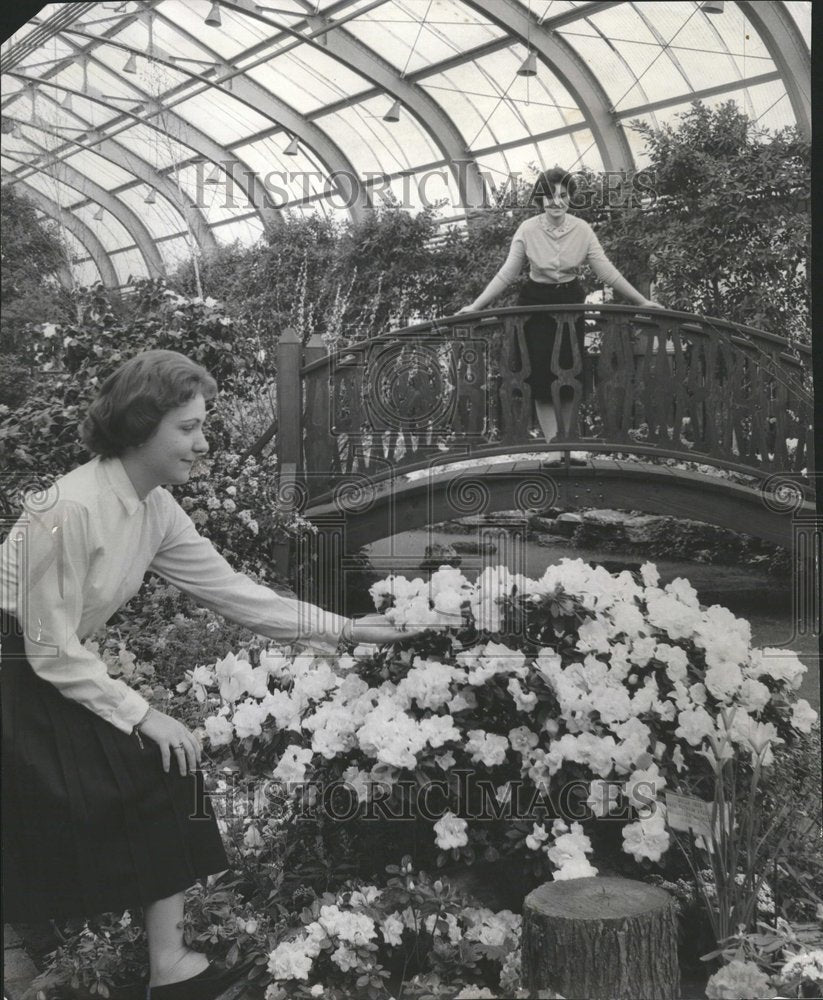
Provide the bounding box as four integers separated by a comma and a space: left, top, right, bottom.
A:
458, 167, 662, 443
0, 349, 409, 1000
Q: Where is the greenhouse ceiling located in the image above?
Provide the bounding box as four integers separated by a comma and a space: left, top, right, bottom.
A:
0, 0, 811, 288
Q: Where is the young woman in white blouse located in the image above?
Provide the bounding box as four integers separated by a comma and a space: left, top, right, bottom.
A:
458, 167, 661, 444
0, 350, 408, 999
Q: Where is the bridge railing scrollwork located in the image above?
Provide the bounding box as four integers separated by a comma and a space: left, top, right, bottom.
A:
277, 305, 814, 507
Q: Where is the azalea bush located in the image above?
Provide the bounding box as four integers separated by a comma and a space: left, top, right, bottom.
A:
262, 861, 529, 1000
0, 280, 308, 584
184, 558, 817, 996
704, 917, 823, 999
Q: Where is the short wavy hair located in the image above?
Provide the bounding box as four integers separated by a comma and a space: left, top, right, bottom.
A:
80, 349, 218, 458
529, 167, 580, 206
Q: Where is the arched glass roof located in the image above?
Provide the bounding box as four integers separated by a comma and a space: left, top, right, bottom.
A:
1, 0, 811, 287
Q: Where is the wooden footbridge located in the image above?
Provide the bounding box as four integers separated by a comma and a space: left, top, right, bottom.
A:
271, 304, 816, 610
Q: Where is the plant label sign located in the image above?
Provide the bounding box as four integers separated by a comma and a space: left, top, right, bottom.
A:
664, 791, 716, 838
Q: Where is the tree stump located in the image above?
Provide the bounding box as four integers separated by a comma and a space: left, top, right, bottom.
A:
522, 877, 680, 1000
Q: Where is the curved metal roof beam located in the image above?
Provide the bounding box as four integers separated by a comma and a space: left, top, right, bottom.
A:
148, 7, 372, 223
56, 261, 75, 291
2, 141, 165, 277
33, 89, 220, 257
51, 26, 283, 222
465, 0, 635, 172
736, 1, 810, 139
2, 10, 239, 245
6, 174, 118, 288
7, 63, 281, 232
221, 0, 486, 212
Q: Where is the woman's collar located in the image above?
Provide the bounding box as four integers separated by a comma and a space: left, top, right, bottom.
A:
540, 212, 571, 236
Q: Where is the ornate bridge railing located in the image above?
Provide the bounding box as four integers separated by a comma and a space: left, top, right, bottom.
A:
276, 304, 814, 509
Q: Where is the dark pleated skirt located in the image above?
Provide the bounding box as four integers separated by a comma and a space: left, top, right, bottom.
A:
517, 277, 586, 402
1, 611, 229, 923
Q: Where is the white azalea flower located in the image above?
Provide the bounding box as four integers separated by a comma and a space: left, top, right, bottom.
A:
791, 698, 818, 733
204, 714, 234, 747
622, 811, 670, 862
433, 810, 468, 850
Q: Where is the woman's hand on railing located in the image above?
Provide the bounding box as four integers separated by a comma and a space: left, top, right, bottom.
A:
456, 304, 478, 316
637, 298, 665, 310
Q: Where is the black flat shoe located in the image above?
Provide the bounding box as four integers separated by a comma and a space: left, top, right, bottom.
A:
147, 960, 248, 1000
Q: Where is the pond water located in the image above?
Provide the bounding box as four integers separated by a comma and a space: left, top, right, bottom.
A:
364, 527, 820, 705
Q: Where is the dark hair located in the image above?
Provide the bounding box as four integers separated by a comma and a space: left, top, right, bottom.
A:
80, 349, 218, 458
530, 167, 579, 205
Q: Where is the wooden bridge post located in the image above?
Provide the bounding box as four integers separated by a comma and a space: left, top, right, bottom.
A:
276, 326, 303, 471
304, 332, 326, 368
300, 332, 346, 611
274, 326, 303, 577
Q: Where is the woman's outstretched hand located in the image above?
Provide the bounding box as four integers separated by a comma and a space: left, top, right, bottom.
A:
637, 298, 664, 310
136, 709, 202, 776
347, 613, 429, 646
455, 305, 477, 315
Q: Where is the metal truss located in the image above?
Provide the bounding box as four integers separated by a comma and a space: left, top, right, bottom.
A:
5, 174, 119, 287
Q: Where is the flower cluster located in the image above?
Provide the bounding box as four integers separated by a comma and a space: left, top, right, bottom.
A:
196, 561, 815, 875
262, 877, 521, 998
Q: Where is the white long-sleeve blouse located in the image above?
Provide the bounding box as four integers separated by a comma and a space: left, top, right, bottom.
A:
0, 456, 348, 734
494, 213, 623, 287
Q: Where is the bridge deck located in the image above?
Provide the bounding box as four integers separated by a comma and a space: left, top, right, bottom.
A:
304, 457, 813, 551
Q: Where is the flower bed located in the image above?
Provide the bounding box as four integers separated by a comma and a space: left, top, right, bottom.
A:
182, 559, 817, 998
31, 559, 820, 1000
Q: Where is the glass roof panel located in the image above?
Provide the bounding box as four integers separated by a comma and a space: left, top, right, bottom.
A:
166, 162, 256, 228
64, 237, 101, 286
421, 55, 586, 155
155, 233, 198, 272
73, 200, 136, 252
112, 120, 194, 169
15, 35, 76, 70
784, 1, 811, 42
248, 47, 373, 114
318, 97, 442, 176
167, 161, 262, 225
235, 138, 332, 207
110, 245, 150, 283
62, 147, 137, 189
172, 87, 274, 145
210, 216, 266, 247
625, 73, 802, 162
344, 0, 501, 75
471, 125, 602, 202
117, 184, 188, 238
160, 1, 284, 59
244, 60, 356, 116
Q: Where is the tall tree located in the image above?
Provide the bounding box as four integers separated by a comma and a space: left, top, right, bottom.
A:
589, 102, 810, 343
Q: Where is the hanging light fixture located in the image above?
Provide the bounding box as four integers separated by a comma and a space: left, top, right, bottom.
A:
382, 99, 401, 123
123, 51, 138, 74
144, 188, 156, 204
205, 2, 222, 25
93, 206, 105, 221
61, 92, 73, 111
284, 135, 300, 156
517, 50, 538, 76
701, 1, 724, 11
